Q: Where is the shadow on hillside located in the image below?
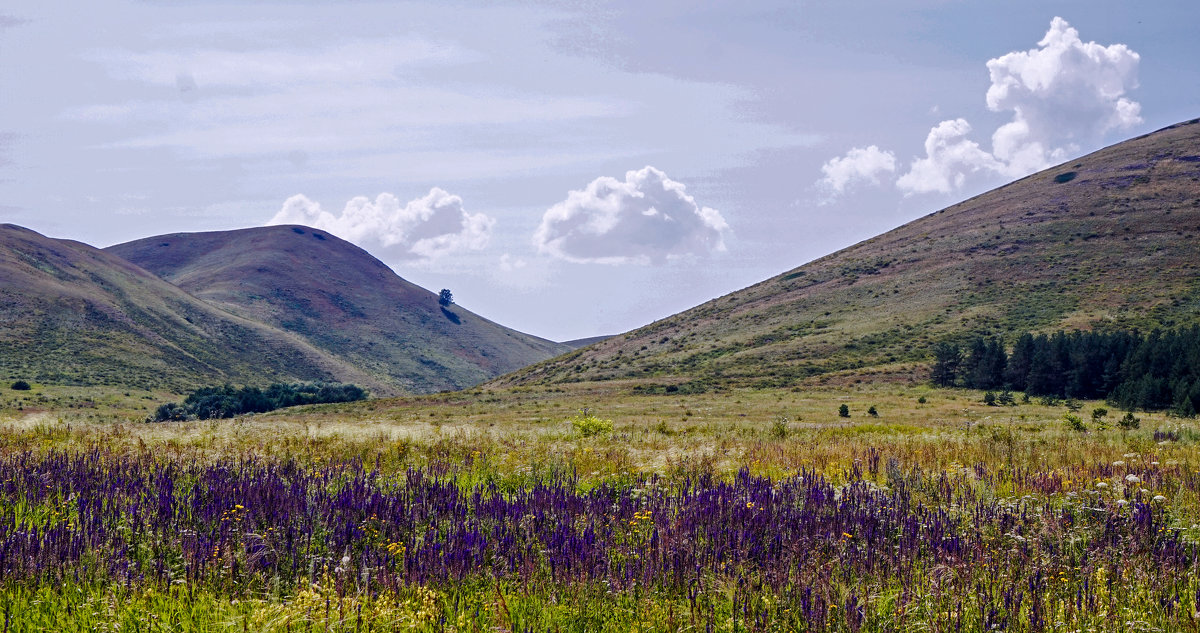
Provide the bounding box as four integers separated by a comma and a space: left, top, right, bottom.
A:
440, 307, 460, 324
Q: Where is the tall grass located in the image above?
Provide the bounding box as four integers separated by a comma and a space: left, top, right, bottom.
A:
2, 384, 1199, 630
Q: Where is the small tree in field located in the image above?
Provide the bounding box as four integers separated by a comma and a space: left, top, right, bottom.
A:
838, 404, 850, 418
438, 289, 454, 307
1118, 411, 1140, 430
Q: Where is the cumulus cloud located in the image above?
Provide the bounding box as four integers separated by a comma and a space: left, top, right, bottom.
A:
817, 145, 896, 202
823, 17, 1142, 198
895, 119, 1003, 195
268, 188, 494, 260
533, 166, 728, 265
896, 17, 1141, 194
985, 16, 1141, 172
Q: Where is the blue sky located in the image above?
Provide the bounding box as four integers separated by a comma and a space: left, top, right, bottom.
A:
2, 1, 1198, 341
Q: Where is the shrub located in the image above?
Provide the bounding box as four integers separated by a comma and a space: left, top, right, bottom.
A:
1053, 171, 1077, 184
1118, 411, 1140, 430
571, 409, 613, 437
867, 406, 878, 417
983, 392, 996, 406
998, 390, 1015, 406
838, 404, 850, 418
152, 402, 190, 422
771, 415, 789, 439
917, 396, 927, 404
1064, 414, 1086, 432
10, 380, 31, 391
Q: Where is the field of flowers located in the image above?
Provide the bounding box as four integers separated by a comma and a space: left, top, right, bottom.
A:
2, 383, 1200, 631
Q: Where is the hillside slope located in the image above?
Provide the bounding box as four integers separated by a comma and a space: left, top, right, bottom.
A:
496, 118, 1200, 390
107, 225, 570, 393
0, 224, 382, 391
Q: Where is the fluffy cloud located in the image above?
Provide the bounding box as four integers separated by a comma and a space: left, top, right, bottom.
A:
533, 166, 728, 265
269, 188, 494, 259
817, 145, 896, 202
896, 17, 1141, 194
895, 119, 1003, 195
985, 16, 1141, 173
824, 17, 1142, 198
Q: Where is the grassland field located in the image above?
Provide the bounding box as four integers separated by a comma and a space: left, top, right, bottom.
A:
2, 381, 1200, 631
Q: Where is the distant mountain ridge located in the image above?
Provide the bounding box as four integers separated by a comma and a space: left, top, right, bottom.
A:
494, 118, 1200, 390
106, 225, 569, 394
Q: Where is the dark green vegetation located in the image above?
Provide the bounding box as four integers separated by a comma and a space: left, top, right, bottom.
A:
497, 119, 1200, 390
937, 327, 1200, 416
107, 226, 568, 394
0, 224, 377, 393
153, 381, 366, 421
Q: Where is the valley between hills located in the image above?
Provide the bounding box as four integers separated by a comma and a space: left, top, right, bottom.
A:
2, 119, 1200, 631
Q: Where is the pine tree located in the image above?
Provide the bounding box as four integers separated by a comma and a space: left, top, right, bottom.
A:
1006, 333, 1035, 392
931, 342, 961, 387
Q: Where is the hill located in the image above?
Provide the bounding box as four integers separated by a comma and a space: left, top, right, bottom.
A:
0, 224, 381, 391
495, 118, 1200, 390
107, 225, 570, 394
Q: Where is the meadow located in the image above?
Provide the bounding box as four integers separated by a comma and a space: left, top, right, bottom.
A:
2, 380, 1200, 631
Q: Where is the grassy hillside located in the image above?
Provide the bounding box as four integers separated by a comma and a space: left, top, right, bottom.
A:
0, 224, 382, 392
497, 118, 1200, 390
107, 225, 570, 394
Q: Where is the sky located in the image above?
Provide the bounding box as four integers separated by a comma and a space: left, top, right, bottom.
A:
2, 1, 1198, 342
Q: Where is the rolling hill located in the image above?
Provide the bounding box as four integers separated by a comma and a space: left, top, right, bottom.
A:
495, 118, 1200, 390
0, 224, 381, 392
107, 225, 570, 394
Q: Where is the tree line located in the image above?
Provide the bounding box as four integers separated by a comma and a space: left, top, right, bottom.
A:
153, 382, 367, 421
932, 326, 1200, 416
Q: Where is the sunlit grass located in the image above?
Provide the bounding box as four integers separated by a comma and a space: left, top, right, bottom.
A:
3, 382, 1199, 631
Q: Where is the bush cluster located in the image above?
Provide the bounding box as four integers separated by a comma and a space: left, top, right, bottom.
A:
152, 382, 366, 421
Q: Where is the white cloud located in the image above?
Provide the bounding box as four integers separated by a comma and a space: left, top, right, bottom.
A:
985, 16, 1141, 172
533, 166, 728, 265
817, 145, 896, 202
268, 188, 494, 260
896, 119, 1003, 195
841, 17, 1142, 198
